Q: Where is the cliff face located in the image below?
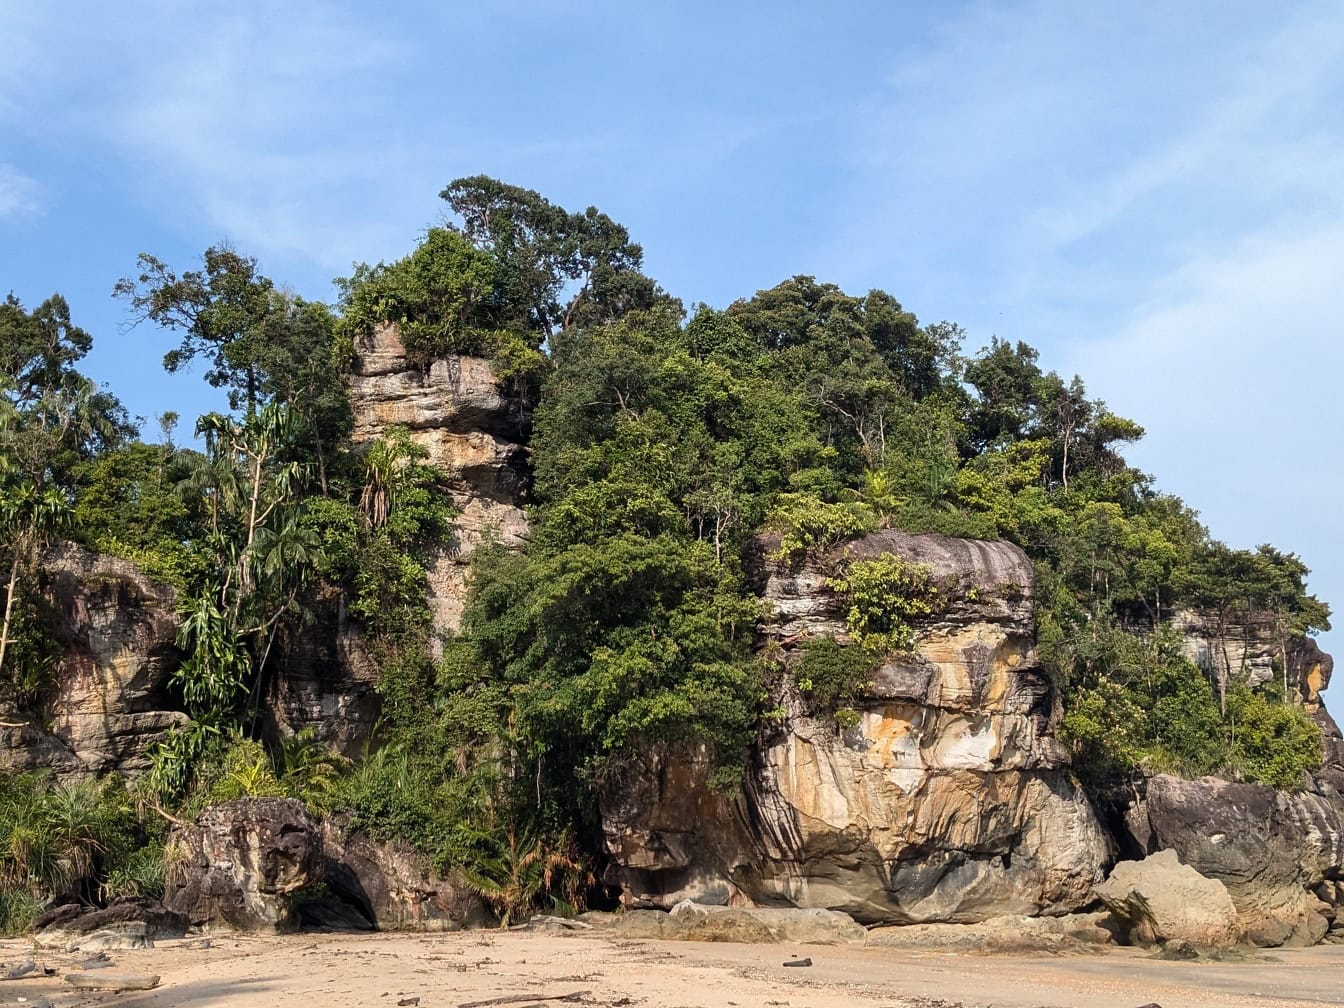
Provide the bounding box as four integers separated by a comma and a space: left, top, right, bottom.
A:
270, 323, 532, 750
1174, 607, 1343, 769
0, 542, 186, 778
602, 530, 1112, 924
347, 322, 530, 633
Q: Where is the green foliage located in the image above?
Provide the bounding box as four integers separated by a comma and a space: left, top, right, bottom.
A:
0, 771, 156, 932
767, 493, 877, 558
338, 228, 542, 375
1224, 685, 1322, 789
794, 636, 878, 718
826, 556, 941, 654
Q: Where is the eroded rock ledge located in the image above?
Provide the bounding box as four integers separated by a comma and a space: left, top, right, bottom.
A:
602, 529, 1112, 924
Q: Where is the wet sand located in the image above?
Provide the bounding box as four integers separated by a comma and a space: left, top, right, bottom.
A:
3, 930, 1343, 1008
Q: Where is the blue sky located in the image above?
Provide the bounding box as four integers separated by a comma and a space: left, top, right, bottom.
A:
3, 1, 1343, 686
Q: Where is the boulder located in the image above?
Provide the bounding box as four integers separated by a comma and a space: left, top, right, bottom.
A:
1124, 774, 1344, 946
320, 815, 494, 931
602, 530, 1112, 925
668, 900, 867, 945
163, 798, 322, 932
607, 903, 866, 945
1095, 849, 1241, 949
34, 898, 188, 942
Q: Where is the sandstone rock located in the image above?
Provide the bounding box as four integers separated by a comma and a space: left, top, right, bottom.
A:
1172, 608, 1334, 707
1095, 850, 1241, 948
866, 911, 1116, 954
602, 530, 1111, 925
320, 815, 494, 931
267, 593, 381, 758
164, 798, 322, 932
34, 898, 188, 942
668, 901, 867, 945
70, 922, 152, 951
1123, 774, 1344, 947
348, 323, 530, 640
1, 543, 185, 778
607, 904, 865, 945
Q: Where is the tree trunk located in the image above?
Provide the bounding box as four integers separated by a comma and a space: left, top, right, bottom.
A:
0, 545, 24, 676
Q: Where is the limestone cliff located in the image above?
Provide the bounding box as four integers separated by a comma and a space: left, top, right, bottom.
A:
0, 542, 185, 777
602, 529, 1112, 924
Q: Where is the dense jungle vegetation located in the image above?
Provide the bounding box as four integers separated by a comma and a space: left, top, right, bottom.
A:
0, 177, 1329, 930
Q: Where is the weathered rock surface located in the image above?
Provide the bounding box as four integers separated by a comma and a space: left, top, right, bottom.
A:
268, 323, 534, 751
164, 798, 322, 932
1123, 774, 1343, 947
1095, 849, 1242, 948
0, 543, 185, 778
267, 593, 381, 758
348, 323, 530, 636
320, 815, 494, 931
866, 911, 1117, 954
606, 903, 866, 945
34, 899, 189, 943
602, 530, 1111, 924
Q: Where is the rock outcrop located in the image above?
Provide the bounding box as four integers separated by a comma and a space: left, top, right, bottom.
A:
348, 322, 530, 635
320, 815, 494, 931
1122, 774, 1344, 946
602, 530, 1112, 924
606, 901, 868, 945
267, 593, 381, 758
164, 798, 323, 932
266, 323, 533, 752
1095, 849, 1242, 948
0, 543, 185, 778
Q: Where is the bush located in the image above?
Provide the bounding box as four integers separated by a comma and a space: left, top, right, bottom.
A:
0, 771, 155, 929
826, 555, 940, 653
794, 636, 878, 721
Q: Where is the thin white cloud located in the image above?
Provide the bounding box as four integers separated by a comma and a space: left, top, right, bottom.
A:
0, 164, 41, 218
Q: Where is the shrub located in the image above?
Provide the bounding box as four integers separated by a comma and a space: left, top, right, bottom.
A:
826, 555, 940, 653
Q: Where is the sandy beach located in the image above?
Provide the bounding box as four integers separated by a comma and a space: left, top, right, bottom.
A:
4, 930, 1343, 1008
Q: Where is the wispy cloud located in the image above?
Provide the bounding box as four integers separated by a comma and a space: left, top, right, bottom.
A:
0, 164, 41, 219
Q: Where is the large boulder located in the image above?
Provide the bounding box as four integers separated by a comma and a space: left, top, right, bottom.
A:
602, 530, 1112, 924
33, 898, 189, 943
1095, 850, 1242, 949
1123, 774, 1343, 946
320, 815, 494, 931
0, 543, 185, 778
164, 798, 323, 932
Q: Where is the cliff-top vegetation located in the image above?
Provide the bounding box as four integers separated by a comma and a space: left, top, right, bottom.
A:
0, 177, 1328, 928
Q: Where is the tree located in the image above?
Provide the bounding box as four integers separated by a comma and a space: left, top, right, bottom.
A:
441, 175, 668, 338
115, 248, 275, 417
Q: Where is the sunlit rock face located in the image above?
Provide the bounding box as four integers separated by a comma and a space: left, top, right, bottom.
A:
0, 542, 185, 778
347, 322, 530, 634
272, 324, 534, 753
602, 530, 1112, 924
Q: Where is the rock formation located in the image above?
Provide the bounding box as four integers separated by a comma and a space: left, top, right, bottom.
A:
321, 814, 494, 931
1095, 849, 1242, 948
1122, 774, 1343, 946
164, 798, 324, 932
0, 542, 185, 778
268, 323, 533, 751
602, 529, 1112, 924
347, 322, 530, 634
